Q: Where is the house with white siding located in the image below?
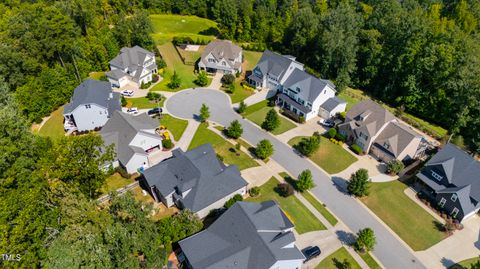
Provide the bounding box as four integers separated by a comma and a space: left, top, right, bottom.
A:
141, 144, 248, 218
100, 111, 162, 174
63, 80, 121, 132
106, 46, 157, 87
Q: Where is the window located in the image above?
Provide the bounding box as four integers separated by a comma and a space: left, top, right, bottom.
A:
208, 58, 215, 63
451, 207, 459, 218
296, 87, 301, 93
439, 197, 447, 207
222, 62, 226, 66
85, 104, 91, 109
451, 194, 458, 202
383, 142, 390, 149
359, 132, 368, 140
307, 102, 312, 107
431, 171, 443, 181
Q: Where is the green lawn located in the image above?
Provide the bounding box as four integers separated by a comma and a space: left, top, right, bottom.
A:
449, 257, 480, 269
188, 123, 258, 171
361, 180, 446, 251
150, 14, 218, 45
223, 82, 255, 104
88, 71, 106, 80
246, 177, 326, 233
100, 173, 134, 195
243, 50, 263, 71
358, 252, 382, 269
288, 136, 357, 174
176, 45, 204, 65
315, 247, 361, 269
242, 101, 297, 135
38, 106, 65, 140
127, 96, 165, 109
301, 190, 338, 226
159, 114, 188, 141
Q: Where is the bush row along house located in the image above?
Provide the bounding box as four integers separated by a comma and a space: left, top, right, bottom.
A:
247, 50, 346, 121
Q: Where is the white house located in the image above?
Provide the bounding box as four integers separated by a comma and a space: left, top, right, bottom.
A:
178, 201, 305, 269
141, 144, 248, 218
198, 40, 243, 74
106, 46, 158, 87
100, 111, 162, 174
63, 80, 121, 132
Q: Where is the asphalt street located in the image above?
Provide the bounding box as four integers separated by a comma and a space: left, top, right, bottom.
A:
166, 89, 427, 269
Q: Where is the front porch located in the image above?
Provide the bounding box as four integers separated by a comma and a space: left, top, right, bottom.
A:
276, 93, 312, 121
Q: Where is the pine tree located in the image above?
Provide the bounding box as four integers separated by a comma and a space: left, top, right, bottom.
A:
261, 109, 280, 131
199, 103, 210, 122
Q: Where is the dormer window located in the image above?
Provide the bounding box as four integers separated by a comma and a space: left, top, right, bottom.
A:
383, 142, 390, 149
431, 171, 443, 181
451, 194, 457, 202
296, 87, 301, 93
85, 104, 91, 109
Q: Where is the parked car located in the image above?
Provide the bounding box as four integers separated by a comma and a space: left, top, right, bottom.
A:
302, 246, 321, 263
121, 90, 134, 97
147, 107, 163, 115
126, 107, 138, 114
318, 118, 335, 128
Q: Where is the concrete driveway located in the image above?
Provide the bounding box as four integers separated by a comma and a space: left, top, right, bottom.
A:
166, 89, 427, 269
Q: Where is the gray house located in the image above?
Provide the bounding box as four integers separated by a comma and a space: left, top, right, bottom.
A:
107, 46, 157, 87
337, 100, 426, 162
141, 144, 248, 218
178, 201, 305, 269
416, 143, 480, 222
198, 40, 242, 74
100, 111, 162, 174
63, 80, 121, 132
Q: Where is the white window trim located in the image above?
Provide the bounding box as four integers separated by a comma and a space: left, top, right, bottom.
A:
439, 197, 447, 207
451, 193, 458, 202
451, 207, 459, 218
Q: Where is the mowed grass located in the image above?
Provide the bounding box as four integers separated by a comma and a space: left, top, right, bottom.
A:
88, 71, 106, 80
188, 123, 258, 171
159, 114, 188, 141
302, 190, 338, 226
242, 101, 297, 135
126, 96, 165, 109
288, 136, 357, 174
38, 106, 65, 140
243, 50, 263, 71
150, 14, 218, 45
361, 180, 446, 251
176, 45, 204, 65
449, 257, 480, 269
99, 172, 135, 195
358, 252, 382, 269
224, 82, 255, 104
246, 177, 326, 233
315, 247, 361, 269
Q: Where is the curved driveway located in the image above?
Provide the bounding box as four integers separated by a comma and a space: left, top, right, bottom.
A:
167, 89, 426, 269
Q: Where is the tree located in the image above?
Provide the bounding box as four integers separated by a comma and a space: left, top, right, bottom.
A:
255, 139, 274, 160
168, 70, 181, 89
328, 128, 337, 138
470, 260, 480, 269
221, 73, 235, 85
296, 132, 321, 157
199, 103, 210, 122
262, 109, 280, 131
347, 168, 370, 197
386, 159, 404, 175
296, 169, 315, 192
195, 70, 209, 86
249, 186, 260, 197
50, 133, 115, 198
226, 120, 243, 139
354, 228, 376, 252
224, 194, 243, 208
121, 95, 127, 106
237, 101, 247, 114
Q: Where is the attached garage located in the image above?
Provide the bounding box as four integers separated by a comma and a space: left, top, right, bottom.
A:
319, 96, 347, 119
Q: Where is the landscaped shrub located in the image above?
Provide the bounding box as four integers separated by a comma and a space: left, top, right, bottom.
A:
338, 111, 347, 121
152, 74, 160, 83
328, 128, 337, 138
216, 154, 224, 162
168, 70, 181, 89
114, 166, 130, 179
156, 57, 167, 69
296, 169, 315, 192
221, 74, 235, 85
140, 81, 152, 89
146, 91, 162, 101
224, 194, 243, 208
194, 70, 208, 86
162, 139, 173, 149
298, 116, 305, 124
351, 144, 363, 155
261, 109, 280, 131
386, 159, 405, 175
225, 120, 243, 139
121, 96, 127, 107
237, 101, 247, 114
172, 36, 195, 45
249, 187, 260, 197
268, 98, 276, 107
277, 183, 294, 197
335, 132, 346, 142
226, 83, 235, 93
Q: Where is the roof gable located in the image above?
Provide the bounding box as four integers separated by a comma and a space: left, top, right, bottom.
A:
64, 79, 121, 115
282, 69, 336, 103
344, 100, 395, 137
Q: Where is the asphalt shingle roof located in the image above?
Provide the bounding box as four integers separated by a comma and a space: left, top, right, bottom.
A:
142, 144, 248, 213
282, 69, 336, 104
373, 121, 422, 158
64, 80, 121, 115
179, 201, 304, 269
254, 50, 303, 81
320, 96, 347, 112
200, 40, 242, 68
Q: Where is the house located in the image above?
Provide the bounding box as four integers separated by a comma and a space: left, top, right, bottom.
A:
106, 46, 157, 88
247, 50, 304, 93
141, 144, 248, 218
276, 69, 339, 121
416, 143, 480, 222
337, 100, 426, 162
63, 79, 121, 132
100, 111, 162, 174
178, 201, 305, 269
198, 40, 242, 74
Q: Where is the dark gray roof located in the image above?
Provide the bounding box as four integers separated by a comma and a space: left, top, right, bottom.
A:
201, 40, 242, 68
420, 143, 480, 203
64, 79, 121, 115
320, 96, 347, 112
100, 111, 161, 164
255, 50, 303, 80
179, 201, 304, 269
109, 46, 154, 69
282, 69, 336, 104
106, 69, 126, 80
373, 121, 421, 158
142, 144, 248, 213
277, 93, 311, 114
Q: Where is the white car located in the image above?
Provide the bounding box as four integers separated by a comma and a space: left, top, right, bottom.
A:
121, 90, 134, 97
126, 107, 138, 114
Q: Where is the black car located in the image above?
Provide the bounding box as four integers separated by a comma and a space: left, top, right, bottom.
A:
302, 246, 321, 263
147, 107, 162, 115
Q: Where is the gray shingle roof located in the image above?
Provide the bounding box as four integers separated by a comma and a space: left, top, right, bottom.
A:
254, 50, 303, 80
142, 144, 248, 213
282, 69, 336, 104
373, 121, 421, 158
106, 69, 126, 80
320, 96, 347, 112
200, 40, 242, 68
64, 80, 121, 115
110, 46, 154, 69
100, 111, 160, 165
420, 143, 480, 203
179, 201, 304, 269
